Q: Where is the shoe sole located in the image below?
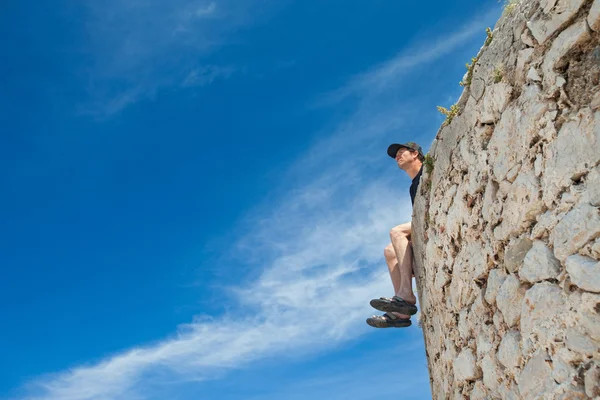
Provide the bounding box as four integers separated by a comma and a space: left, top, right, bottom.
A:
366, 318, 412, 328
370, 298, 418, 315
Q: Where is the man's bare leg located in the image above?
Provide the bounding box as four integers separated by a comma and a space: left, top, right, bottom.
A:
384, 244, 411, 319
390, 223, 417, 306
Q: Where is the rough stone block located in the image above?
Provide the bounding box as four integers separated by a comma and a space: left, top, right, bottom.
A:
485, 269, 508, 305
565, 327, 600, 355
496, 275, 526, 327
453, 348, 482, 382
580, 292, 600, 341
566, 254, 600, 293
541, 20, 591, 90
553, 203, 600, 262
528, 0, 587, 44
498, 330, 522, 369
589, 0, 600, 32
584, 363, 600, 398
521, 282, 567, 346
518, 351, 557, 399
494, 167, 545, 241
481, 353, 501, 391
504, 237, 533, 273
520, 241, 561, 283
543, 109, 600, 205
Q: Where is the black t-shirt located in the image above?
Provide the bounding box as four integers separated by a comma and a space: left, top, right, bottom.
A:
409, 166, 423, 206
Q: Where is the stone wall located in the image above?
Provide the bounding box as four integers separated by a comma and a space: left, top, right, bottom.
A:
412, 0, 600, 398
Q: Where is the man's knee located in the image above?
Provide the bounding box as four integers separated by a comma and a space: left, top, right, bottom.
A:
384, 244, 395, 259
390, 222, 412, 242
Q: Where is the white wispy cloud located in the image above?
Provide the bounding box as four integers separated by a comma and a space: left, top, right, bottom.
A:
315, 7, 500, 107
14, 8, 499, 400
78, 0, 275, 117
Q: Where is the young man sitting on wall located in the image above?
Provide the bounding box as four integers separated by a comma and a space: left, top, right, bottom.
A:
367, 142, 424, 328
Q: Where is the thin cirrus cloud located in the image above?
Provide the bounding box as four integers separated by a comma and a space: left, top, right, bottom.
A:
315, 6, 500, 108
16, 11, 497, 400
78, 0, 273, 117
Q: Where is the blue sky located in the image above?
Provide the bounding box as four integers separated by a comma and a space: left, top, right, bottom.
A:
1, 1, 502, 399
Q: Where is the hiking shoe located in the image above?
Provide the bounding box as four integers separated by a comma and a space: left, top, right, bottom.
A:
370, 296, 418, 315
366, 312, 411, 328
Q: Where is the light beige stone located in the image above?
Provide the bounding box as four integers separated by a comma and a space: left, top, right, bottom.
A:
541, 20, 591, 91
543, 109, 600, 205
453, 348, 482, 382
481, 353, 501, 391
485, 269, 508, 305
498, 330, 522, 369
496, 275, 526, 327
584, 363, 600, 398
520, 240, 561, 283
518, 351, 556, 399
481, 82, 513, 124
526, 67, 541, 82
505, 237, 533, 274
521, 282, 567, 347
589, 0, 600, 32
566, 254, 600, 293
580, 292, 600, 341
585, 167, 600, 207
565, 327, 600, 355
551, 357, 573, 384
528, 0, 587, 44
553, 202, 600, 262
494, 167, 545, 241
515, 48, 535, 84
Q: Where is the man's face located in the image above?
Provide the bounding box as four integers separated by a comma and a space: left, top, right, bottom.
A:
395, 147, 416, 169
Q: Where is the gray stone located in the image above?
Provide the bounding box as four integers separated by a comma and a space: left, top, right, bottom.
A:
520, 240, 561, 283
518, 351, 556, 400
566, 254, 600, 293
566, 327, 600, 355
584, 363, 600, 398
470, 77, 485, 101
531, 211, 561, 240
585, 167, 600, 207
543, 109, 600, 205
494, 167, 545, 241
515, 48, 535, 85
488, 86, 547, 182
505, 237, 533, 274
498, 330, 522, 369
551, 357, 573, 384
481, 353, 501, 391
470, 382, 488, 400
541, 20, 591, 90
497, 380, 520, 400
528, 0, 587, 44
521, 282, 567, 346
481, 82, 512, 124
553, 203, 600, 262
496, 275, 526, 327
485, 269, 508, 305
526, 67, 541, 82
580, 293, 600, 341
589, 0, 600, 32
453, 348, 481, 382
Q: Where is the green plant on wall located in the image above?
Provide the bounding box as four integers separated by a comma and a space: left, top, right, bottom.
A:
459, 28, 493, 87
460, 56, 479, 87
424, 153, 434, 174
484, 27, 493, 46
437, 104, 460, 125
503, 0, 520, 14
493, 64, 504, 83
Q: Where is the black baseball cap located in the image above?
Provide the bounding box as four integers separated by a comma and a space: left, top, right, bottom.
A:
387, 142, 424, 159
